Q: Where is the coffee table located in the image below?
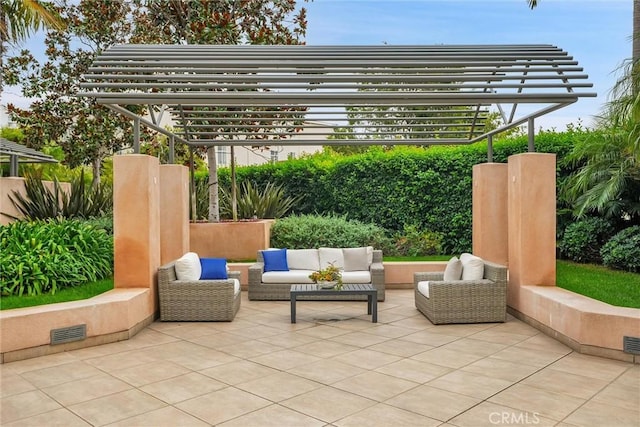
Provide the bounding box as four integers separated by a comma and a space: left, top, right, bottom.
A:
290, 284, 378, 323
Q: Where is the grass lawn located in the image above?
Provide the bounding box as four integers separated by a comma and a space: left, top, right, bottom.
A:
556, 261, 640, 309
0, 278, 114, 310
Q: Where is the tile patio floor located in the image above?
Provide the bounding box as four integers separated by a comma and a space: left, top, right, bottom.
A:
1, 290, 638, 427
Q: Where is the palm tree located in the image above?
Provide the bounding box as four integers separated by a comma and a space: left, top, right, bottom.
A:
0, 0, 63, 43
1, 0, 64, 90
530, 0, 639, 224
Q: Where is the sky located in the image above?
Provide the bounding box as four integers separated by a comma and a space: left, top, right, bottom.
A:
1, 0, 633, 130
304, 0, 632, 130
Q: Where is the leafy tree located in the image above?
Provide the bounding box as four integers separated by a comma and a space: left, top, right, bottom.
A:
4, 1, 147, 188
561, 62, 640, 224
130, 0, 308, 222
0, 0, 64, 90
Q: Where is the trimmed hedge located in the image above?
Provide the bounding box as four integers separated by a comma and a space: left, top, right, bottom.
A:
210, 130, 587, 253
270, 214, 391, 249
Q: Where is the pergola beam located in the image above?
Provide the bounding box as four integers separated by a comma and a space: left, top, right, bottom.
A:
79, 44, 596, 152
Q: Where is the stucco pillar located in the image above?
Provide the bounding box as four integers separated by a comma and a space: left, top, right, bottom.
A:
472, 163, 508, 265
113, 155, 161, 289
507, 153, 556, 306
159, 164, 190, 265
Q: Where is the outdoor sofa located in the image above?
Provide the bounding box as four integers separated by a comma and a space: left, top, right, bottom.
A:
248, 247, 385, 301
414, 254, 507, 324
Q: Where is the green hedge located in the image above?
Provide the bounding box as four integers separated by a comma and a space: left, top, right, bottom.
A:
208, 130, 586, 253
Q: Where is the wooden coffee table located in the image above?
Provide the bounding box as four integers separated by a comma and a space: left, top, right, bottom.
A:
290, 284, 378, 323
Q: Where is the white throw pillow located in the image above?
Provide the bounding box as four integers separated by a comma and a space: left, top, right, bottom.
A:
318, 247, 345, 270
287, 249, 320, 271
460, 253, 484, 280
174, 252, 201, 281
343, 247, 370, 271
443, 256, 463, 281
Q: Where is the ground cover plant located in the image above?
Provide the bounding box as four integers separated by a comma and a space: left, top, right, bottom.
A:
0, 219, 113, 296
0, 278, 114, 310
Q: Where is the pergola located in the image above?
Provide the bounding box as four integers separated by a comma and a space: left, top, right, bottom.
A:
0, 138, 57, 177
79, 44, 595, 161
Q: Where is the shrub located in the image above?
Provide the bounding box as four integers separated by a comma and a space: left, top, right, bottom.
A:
270, 214, 391, 249
600, 226, 640, 272
8, 170, 112, 220
392, 224, 443, 256
0, 219, 113, 296
558, 217, 614, 263
220, 181, 300, 219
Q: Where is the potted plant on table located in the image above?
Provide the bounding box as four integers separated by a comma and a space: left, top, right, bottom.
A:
309, 262, 343, 290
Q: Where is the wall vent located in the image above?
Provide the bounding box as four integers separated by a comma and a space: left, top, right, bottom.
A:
50, 324, 86, 345
623, 336, 640, 355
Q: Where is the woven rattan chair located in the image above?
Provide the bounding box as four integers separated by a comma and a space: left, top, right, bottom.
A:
413, 260, 507, 324
158, 261, 241, 321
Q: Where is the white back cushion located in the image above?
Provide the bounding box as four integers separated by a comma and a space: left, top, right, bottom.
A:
343, 247, 370, 271
319, 247, 345, 270
175, 252, 201, 280
460, 253, 484, 280
443, 256, 463, 281
287, 249, 320, 271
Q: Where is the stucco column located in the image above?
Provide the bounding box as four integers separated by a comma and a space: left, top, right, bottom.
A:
113, 155, 161, 289
159, 164, 190, 264
472, 163, 508, 265
507, 153, 556, 306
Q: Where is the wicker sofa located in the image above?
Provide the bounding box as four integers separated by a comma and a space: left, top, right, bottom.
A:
248, 248, 385, 301
157, 261, 241, 321
413, 258, 507, 324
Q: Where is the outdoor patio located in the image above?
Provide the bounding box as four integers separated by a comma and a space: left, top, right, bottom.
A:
1, 289, 638, 427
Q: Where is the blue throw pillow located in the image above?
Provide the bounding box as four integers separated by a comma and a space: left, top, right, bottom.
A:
200, 258, 228, 280
262, 249, 289, 272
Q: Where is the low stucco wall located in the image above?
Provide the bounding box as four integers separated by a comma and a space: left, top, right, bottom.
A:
190, 220, 275, 260
0, 288, 155, 363
509, 285, 640, 363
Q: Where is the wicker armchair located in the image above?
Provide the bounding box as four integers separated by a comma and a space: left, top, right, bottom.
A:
158, 261, 241, 321
413, 260, 507, 324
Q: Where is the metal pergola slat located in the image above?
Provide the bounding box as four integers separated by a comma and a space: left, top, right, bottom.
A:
78, 44, 596, 158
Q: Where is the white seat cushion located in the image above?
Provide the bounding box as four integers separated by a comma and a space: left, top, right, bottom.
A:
460, 253, 484, 280
417, 281, 430, 298
287, 249, 320, 271
443, 256, 463, 281
341, 271, 371, 284
232, 278, 241, 296
262, 270, 315, 284
174, 252, 201, 281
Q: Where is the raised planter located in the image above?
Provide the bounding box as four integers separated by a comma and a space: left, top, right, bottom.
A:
0, 289, 154, 364
190, 220, 275, 260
